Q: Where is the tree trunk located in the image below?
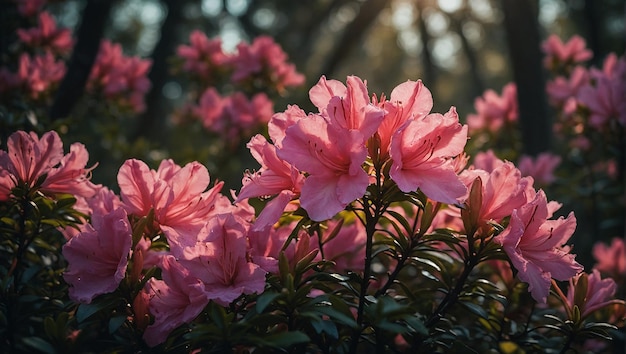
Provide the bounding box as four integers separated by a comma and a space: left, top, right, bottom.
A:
49, 0, 113, 121
415, 1, 437, 87
132, 0, 186, 142
501, 0, 550, 156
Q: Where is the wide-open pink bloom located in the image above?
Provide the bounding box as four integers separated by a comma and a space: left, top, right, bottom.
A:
278, 114, 370, 221
117, 158, 223, 247
142, 255, 208, 347
0, 130, 98, 198
236, 134, 304, 230
494, 190, 582, 303
374, 79, 433, 160
63, 207, 132, 303
389, 107, 468, 204
467, 83, 518, 133
542, 34, 593, 70
178, 214, 267, 306
593, 238, 626, 281
17, 12, 73, 55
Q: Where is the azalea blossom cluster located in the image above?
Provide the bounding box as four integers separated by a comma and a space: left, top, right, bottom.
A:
544, 35, 626, 135
1, 73, 624, 352
189, 88, 274, 142
87, 40, 152, 114
0, 9, 71, 99
176, 30, 305, 92
174, 30, 304, 149
0, 130, 98, 201
0, 3, 152, 115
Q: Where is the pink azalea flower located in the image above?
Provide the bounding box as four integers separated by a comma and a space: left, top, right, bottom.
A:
222, 92, 274, 138
15, 52, 66, 99
309, 75, 385, 141
246, 225, 281, 274
192, 89, 274, 142
546, 66, 589, 108
142, 255, 208, 347
565, 270, 621, 319
236, 134, 305, 230
517, 153, 561, 186
542, 34, 593, 70
460, 161, 533, 225
117, 158, 223, 249
231, 36, 304, 91
178, 214, 267, 306
593, 238, 626, 281
62, 207, 132, 303
40, 142, 99, 197
0, 170, 12, 201
277, 114, 370, 221
374, 79, 433, 161
193, 87, 225, 130
466, 83, 518, 133
494, 190, 582, 303
17, 12, 73, 55
88, 40, 152, 113
389, 107, 468, 204
0, 130, 98, 198
577, 55, 626, 128
176, 30, 230, 81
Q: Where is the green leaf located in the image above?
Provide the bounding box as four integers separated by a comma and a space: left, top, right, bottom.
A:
258, 331, 310, 348
459, 301, 489, 320
21, 336, 56, 354
310, 318, 339, 338
256, 292, 280, 313
109, 315, 127, 334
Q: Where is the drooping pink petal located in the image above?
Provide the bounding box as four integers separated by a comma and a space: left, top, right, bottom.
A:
63, 207, 132, 303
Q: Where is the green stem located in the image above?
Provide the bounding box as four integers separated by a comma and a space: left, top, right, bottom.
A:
424, 230, 480, 328
349, 164, 387, 353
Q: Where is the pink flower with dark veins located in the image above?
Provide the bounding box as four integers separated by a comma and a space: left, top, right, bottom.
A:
236, 134, 304, 230
494, 190, 582, 303
389, 107, 468, 204
142, 255, 208, 347
63, 207, 132, 303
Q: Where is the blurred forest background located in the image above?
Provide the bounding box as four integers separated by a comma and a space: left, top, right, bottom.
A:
1, 0, 625, 267
2, 0, 624, 181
